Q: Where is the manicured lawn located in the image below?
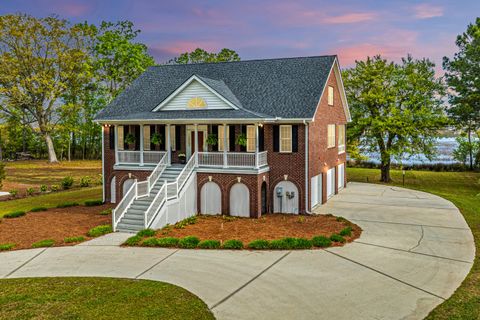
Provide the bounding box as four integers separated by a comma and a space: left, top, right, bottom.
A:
0, 186, 102, 217
1, 160, 102, 195
347, 168, 480, 320
0, 277, 214, 320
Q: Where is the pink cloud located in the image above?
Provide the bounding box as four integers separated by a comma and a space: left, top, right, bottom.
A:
54, 1, 92, 17
322, 12, 377, 24
413, 4, 444, 19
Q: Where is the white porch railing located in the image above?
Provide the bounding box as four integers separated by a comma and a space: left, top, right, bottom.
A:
117, 151, 166, 165
148, 154, 168, 191
197, 151, 268, 168
144, 184, 167, 228
112, 180, 137, 231
166, 153, 197, 200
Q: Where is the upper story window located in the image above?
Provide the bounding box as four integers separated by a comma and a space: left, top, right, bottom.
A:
187, 97, 207, 108
328, 86, 334, 106
338, 125, 345, 153
246, 125, 256, 152
280, 125, 292, 153
327, 124, 336, 148
218, 125, 230, 151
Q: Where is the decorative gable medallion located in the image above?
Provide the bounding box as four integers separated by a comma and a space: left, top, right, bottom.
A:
187, 97, 207, 109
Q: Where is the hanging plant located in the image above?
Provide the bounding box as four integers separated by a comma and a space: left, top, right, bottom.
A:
151, 132, 163, 146
125, 133, 136, 145
206, 134, 218, 146
236, 133, 247, 147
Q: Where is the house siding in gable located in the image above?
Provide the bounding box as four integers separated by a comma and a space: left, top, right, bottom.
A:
308, 68, 348, 210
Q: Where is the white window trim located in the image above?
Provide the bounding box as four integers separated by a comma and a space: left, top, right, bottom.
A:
246, 125, 256, 153
279, 125, 293, 153
327, 124, 336, 149
328, 86, 334, 106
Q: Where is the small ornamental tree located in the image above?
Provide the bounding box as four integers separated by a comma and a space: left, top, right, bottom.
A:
343, 55, 447, 182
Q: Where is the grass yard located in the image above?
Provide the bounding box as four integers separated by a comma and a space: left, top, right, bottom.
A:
347, 167, 480, 320
0, 186, 102, 217
0, 277, 214, 320
1, 160, 102, 196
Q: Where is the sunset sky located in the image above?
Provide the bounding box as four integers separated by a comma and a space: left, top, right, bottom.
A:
1, 0, 479, 72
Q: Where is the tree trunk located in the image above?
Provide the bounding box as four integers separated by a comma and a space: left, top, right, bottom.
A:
44, 133, 58, 163
468, 129, 473, 170
380, 153, 391, 182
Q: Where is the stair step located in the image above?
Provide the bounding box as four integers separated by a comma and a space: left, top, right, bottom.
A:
121, 217, 144, 224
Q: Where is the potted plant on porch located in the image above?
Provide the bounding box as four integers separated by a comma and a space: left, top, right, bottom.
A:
178, 153, 186, 164
151, 132, 163, 150
236, 133, 247, 148
125, 133, 136, 149
206, 134, 218, 150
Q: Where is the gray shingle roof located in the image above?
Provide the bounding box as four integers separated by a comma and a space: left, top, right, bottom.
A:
95, 55, 336, 121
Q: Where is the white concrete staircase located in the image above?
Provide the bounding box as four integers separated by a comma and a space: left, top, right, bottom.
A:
116, 165, 185, 233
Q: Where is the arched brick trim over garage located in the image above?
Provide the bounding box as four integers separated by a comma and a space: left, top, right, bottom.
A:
269, 176, 303, 214
229, 183, 250, 217
200, 181, 222, 215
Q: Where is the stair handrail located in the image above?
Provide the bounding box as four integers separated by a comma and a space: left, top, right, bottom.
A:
166, 153, 197, 200
148, 152, 168, 193
112, 179, 137, 231
144, 183, 167, 228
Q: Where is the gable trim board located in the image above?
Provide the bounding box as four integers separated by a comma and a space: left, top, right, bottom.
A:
153, 75, 239, 111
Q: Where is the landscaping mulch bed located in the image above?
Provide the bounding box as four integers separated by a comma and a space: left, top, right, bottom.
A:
0, 204, 113, 250
157, 214, 361, 246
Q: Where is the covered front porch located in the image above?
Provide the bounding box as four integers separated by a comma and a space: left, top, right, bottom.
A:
111, 123, 268, 170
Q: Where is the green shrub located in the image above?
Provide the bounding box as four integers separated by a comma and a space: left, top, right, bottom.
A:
336, 216, 348, 223
4, 211, 26, 218
223, 239, 244, 250
50, 185, 59, 192
87, 225, 112, 237
178, 236, 200, 249
26, 187, 35, 196
99, 208, 112, 215
137, 229, 156, 237
84, 199, 103, 207
80, 176, 91, 187
124, 235, 143, 246
0, 243, 15, 251
330, 234, 346, 243
269, 238, 296, 250
141, 237, 159, 247
61, 176, 74, 189
156, 237, 179, 247
40, 184, 48, 192
56, 202, 79, 208
30, 207, 48, 212
64, 236, 85, 243
294, 238, 313, 249
9, 189, 18, 197
197, 239, 221, 249
174, 216, 197, 229
339, 226, 353, 237
31, 239, 55, 248
312, 236, 332, 248
248, 239, 270, 250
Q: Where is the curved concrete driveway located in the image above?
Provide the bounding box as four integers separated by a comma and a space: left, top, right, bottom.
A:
0, 183, 474, 319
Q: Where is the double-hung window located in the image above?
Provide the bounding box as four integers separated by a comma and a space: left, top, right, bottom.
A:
327, 124, 336, 148
218, 125, 230, 151
328, 86, 334, 106
246, 125, 256, 152
280, 125, 292, 153
338, 124, 345, 153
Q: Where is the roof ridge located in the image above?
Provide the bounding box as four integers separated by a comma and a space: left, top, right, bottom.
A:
151, 54, 337, 68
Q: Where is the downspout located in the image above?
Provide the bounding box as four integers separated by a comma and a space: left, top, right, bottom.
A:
304, 120, 311, 214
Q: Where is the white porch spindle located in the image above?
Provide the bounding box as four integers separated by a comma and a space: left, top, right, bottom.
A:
166, 124, 171, 165
223, 124, 228, 168
194, 124, 199, 163
255, 123, 259, 168
139, 124, 144, 165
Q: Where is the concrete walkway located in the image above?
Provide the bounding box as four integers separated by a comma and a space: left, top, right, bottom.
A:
0, 183, 474, 320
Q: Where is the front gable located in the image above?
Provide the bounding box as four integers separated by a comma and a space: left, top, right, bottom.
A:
153, 75, 239, 112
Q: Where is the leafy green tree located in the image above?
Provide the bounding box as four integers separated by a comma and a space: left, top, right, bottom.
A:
343, 55, 447, 182
453, 136, 480, 166
171, 48, 240, 64
0, 14, 94, 162
443, 18, 480, 170
93, 21, 155, 100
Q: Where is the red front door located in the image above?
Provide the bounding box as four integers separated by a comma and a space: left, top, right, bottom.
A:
190, 131, 204, 153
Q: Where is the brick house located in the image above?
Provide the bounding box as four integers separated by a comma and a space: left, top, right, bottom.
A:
95, 55, 351, 232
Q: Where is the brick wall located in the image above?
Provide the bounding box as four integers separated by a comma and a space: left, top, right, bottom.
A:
308, 67, 348, 209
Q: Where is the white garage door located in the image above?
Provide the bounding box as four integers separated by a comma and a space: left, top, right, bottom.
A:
311, 174, 322, 208
201, 182, 222, 215
326, 168, 335, 199
274, 181, 299, 214
230, 183, 249, 217
338, 163, 345, 190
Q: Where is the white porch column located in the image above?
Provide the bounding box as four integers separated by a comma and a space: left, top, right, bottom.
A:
194, 124, 199, 164
166, 124, 171, 165
114, 125, 118, 165
139, 124, 144, 166
223, 124, 228, 168
255, 123, 259, 169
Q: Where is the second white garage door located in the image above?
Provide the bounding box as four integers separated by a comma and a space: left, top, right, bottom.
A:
326, 168, 335, 199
